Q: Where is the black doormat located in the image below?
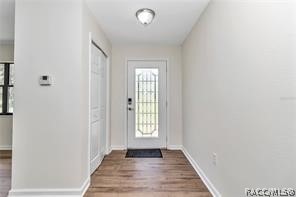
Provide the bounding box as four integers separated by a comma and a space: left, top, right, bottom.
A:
126, 149, 163, 158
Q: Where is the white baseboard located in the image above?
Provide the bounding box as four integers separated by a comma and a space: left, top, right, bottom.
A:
90, 154, 104, 174
0, 145, 12, 150
80, 178, 90, 197
182, 146, 221, 197
167, 145, 183, 150
110, 145, 126, 150
106, 147, 112, 154
8, 177, 90, 197
110, 145, 184, 150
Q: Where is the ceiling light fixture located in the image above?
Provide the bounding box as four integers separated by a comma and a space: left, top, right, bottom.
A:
136, 8, 155, 26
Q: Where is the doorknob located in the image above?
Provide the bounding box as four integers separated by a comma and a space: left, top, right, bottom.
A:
128, 107, 134, 111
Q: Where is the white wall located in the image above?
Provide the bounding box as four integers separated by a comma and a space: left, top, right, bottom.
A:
11, 0, 111, 194
12, 0, 83, 190
0, 115, 13, 149
0, 43, 14, 62
111, 45, 182, 148
182, 0, 296, 196
11, 0, 80, 195
0, 43, 14, 150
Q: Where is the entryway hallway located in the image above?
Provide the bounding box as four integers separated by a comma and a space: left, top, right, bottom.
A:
2, 0, 295, 196
85, 150, 211, 197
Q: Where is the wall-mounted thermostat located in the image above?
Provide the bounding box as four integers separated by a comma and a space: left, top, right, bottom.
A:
39, 75, 52, 86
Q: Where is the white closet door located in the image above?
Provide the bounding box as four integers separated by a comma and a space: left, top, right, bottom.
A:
90, 43, 107, 174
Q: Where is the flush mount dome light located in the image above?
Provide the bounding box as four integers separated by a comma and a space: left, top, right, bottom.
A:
136, 8, 155, 26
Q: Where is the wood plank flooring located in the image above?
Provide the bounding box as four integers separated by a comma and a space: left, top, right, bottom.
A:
85, 150, 212, 197
0, 150, 211, 197
0, 150, 12, 197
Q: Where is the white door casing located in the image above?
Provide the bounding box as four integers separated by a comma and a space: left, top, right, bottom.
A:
127, 60, 167, 149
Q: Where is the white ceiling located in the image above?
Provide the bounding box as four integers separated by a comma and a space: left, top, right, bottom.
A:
86, 0, 209, 45
0, 0, 209, 45
0, 0, 15, 43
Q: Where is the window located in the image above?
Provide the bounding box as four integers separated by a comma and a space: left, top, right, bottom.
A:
0, 63, 14, 115
135, 68, 159, 138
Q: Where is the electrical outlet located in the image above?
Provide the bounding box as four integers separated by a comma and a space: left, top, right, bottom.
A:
212, 153, 217, 166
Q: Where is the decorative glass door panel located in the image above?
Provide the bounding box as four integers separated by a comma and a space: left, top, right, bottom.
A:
135, 68, 159, 138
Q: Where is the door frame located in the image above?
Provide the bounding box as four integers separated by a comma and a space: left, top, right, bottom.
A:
124, 58, 170, 149
87, 32, 111, 178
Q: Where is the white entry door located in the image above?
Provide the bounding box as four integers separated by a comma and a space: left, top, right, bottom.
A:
90, 42, 107, 174
127, 60, 167, 148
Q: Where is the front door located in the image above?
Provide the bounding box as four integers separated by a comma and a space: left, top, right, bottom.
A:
127, 60, 167, 148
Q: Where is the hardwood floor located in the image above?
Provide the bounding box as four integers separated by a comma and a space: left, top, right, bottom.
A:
0, 150, 211, 197
0, 150, 12, 197
85, 150, 212, 197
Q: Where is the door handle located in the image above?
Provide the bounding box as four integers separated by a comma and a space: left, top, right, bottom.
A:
128, 107, 134, 111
